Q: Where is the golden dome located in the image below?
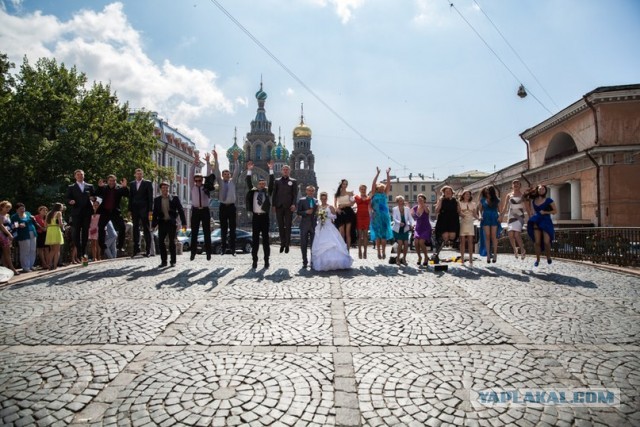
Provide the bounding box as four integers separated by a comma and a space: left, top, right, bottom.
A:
293, 122, 312, 138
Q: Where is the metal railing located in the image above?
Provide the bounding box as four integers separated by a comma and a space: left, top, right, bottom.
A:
498, 227, 640, 267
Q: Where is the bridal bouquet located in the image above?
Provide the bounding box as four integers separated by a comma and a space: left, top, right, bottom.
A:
317, 208, 327, 226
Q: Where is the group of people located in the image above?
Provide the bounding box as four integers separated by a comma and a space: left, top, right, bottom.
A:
1, 152, 557, 276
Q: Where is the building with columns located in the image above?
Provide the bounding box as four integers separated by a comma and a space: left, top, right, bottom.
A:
460, 84, 640, 227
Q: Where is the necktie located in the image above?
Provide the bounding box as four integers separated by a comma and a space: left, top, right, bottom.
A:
198, 187, 202, 208
257, 190, 264, 206
136, 181, 140, 191
308, 197, 313, 208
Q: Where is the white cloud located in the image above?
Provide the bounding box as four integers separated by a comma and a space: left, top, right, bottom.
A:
235, 96, 249, 107
412, 0, 448, 28
308, 0, 365, 24
286, 88, 295, 96
0, 2, 233, 153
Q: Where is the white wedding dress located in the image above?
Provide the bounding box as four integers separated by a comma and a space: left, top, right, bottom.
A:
311, 207, 353, 271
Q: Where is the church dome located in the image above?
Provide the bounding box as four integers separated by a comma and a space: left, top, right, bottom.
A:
226, 140, 245, 164
293, 120, 312, 138
255, 86, 267, 101
271, 141, 289, 162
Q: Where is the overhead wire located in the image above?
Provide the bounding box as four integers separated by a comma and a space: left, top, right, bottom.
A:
207, 0, 405, 169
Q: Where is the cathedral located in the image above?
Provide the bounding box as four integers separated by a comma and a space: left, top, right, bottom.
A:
224, 81, 318, 227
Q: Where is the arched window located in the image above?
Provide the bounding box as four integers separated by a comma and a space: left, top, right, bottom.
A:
544, 132, 578, 164
256, 145, 262, 160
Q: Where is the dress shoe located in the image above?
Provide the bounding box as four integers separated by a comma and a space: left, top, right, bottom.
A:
170, 262, 176, 267
303, 262, 308, 269
145, 252, 151, 258
264, 260, 270, 269
285, 246, 289, 254
207, 253, 211, 261
190, 253, 196, 261
131, 250, 140, 259
159, 262, 167, 268
252, 259, 258, 269
280, 246, 285, 253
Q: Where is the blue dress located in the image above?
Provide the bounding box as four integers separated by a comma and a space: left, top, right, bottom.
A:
478, 197, 502, 256
527, 197, 555, 250
369, 193, 393, 241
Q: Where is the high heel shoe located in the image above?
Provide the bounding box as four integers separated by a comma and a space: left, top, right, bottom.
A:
520, 247, 526, 260
492, 253, 497, 263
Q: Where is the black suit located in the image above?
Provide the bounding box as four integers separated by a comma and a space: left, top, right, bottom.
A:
272, 176, 298, 249
152, 195, 187, 265
95, 184, 129, 252
129, 179, 154, 254
297, 197, 318, 265
246, 172, 274, 263
66, 182, 95, 257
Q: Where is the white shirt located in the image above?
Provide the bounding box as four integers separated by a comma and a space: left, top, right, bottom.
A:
247, 169, 273, 214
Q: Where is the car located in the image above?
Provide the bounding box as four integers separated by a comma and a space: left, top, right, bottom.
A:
177, 228, 191, 251
289, 227, 301, 244
197, 228, 253, 254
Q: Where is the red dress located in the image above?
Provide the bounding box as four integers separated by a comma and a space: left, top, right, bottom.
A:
354, 195, 371, 230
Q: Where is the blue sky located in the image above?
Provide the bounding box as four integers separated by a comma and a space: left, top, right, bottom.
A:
1, 0, 639, 194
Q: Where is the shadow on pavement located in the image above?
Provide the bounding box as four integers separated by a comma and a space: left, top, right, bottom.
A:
485, 266, 531, 283
528, 271, 598, 289
154, 267, 231, 292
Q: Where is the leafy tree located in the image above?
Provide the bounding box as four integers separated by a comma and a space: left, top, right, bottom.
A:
0, 54, 167, 212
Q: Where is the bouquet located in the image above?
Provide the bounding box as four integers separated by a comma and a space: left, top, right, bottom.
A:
317, 208, 327, 227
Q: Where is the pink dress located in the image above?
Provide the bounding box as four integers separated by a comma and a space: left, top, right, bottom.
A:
89, 214, 100, 240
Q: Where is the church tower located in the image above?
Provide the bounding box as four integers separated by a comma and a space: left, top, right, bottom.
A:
244, 80, 275, 181
290, 104, 318, 195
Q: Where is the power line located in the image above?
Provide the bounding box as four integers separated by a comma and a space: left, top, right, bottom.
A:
207, 0, 405, 169
472, 0, 559, 110
445, 0, 554, 115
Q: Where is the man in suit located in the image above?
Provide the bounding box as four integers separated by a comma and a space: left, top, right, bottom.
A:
297, 185, 318, 269
65, 169, 95, 258
189, 159, 216, 261
129, 168, 154, 257
271, 164, 298, 254
213, 149, 240, 255
152, 182, 187, 267
95, 174, 129, 256
246, 160, 274, 269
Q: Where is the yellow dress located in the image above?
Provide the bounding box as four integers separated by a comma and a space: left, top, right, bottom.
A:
45, 216, 64, 245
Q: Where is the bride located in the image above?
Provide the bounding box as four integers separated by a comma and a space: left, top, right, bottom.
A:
312, 192, 353, 271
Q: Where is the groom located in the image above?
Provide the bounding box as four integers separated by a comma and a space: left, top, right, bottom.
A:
296, 185, 318, 269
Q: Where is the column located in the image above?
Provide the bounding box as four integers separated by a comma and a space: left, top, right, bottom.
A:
549, 185, 561, 221
570, 180, 582, 220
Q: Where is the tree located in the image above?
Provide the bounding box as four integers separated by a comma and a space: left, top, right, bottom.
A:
0, 54, 162, 211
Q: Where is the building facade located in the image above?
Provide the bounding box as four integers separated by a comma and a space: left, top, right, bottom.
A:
383, 175, 440, 219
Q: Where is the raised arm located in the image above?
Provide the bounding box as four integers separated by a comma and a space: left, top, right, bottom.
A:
384, 168, 391, 194
371, 167, 380, 196
231, 151, 240, 181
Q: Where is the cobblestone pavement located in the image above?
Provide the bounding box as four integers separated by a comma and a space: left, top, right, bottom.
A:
0, 249, 638, 426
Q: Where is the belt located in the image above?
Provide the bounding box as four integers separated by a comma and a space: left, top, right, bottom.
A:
193, 207, 209, 210
220, 202, 236, 206
253, 212, 266, 215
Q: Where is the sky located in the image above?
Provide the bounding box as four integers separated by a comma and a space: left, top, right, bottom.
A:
1, 0, 639, 195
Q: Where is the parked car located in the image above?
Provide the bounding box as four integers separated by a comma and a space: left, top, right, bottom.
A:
177, 228, 191, 251
197, 229, 252, 254
289, 227, 301, 245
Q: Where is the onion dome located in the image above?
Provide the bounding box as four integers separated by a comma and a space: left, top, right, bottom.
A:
226, 136, 245, 164
293, 103, 311, 138
255, 82, 267, 101
271, 140, 289, 162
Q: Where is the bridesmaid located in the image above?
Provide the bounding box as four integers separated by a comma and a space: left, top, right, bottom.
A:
502, 179, 527, 259
479, 185, 501, 263
525, 184, 557, 266
411, 194, 432, 266
354, 184, 372, 259
434, 186, 460, 253
369, 167, 393, 259
334, 179, 356, 250
458, 190, 478, 266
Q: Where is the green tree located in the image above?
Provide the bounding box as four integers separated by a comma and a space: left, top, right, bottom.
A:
0, 54, 164, 211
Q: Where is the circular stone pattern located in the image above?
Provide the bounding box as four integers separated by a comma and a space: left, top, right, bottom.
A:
488, 298, 640, 344
217, 279, 331, 300
102, 351, 335, 426
6, 302, 189, 345
346, 299, 509, 346
342, 277, 457, 299
0, 350, 135, 426
354, 351, 597, 426
176, 301, 332, 345
0, 274, 118, 301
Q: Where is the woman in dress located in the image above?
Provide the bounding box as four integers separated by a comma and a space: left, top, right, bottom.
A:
411, 194, 432, 266
311, 192, 353, 271
369, 167, 393, 259
45, 203, 65, 270
502, 179, 527, 259
434, 186, 460, 253
34, 206, 49, 269
11, 203, 38, 272
354, 184, 372, 259
526, 185, 557, 267
458, 190, 478, 266
89, 199, 101, 261
479, 185, 501, 263
392, 196, 414, 266
0, 200, 20, 275
334, 179, 356, 250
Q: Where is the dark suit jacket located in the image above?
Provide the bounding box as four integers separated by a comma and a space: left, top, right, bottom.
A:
272, 176, 298, 209
129, 179, 153, 213
152, 195, 187, 228
66, 182, 95, 218
95, 185, 129, 214
246, 173, 275, 214
297, 197, 318, 229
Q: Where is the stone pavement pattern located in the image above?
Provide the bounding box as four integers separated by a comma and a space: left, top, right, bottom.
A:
0, 250, 638, 426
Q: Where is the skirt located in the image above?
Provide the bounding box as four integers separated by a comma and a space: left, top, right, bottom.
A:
335, 207, 356, 228
460, 218, 475, 237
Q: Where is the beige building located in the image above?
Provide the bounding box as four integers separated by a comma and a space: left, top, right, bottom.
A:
383, 175, 440, 219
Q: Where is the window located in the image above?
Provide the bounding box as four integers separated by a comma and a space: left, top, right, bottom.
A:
431, 194, 436, 202
169, 157, 173, 168
256, 145, 262, 160
413, 185, 417, 191
421, 185, 425, 191
388, 195, 393, 202
176, 160, 181, 176
389, 185, 393, 191
431, 185, 435, 191
183, 185, 187, 201
183, 164, 187, 177
404, 185, 409, 192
